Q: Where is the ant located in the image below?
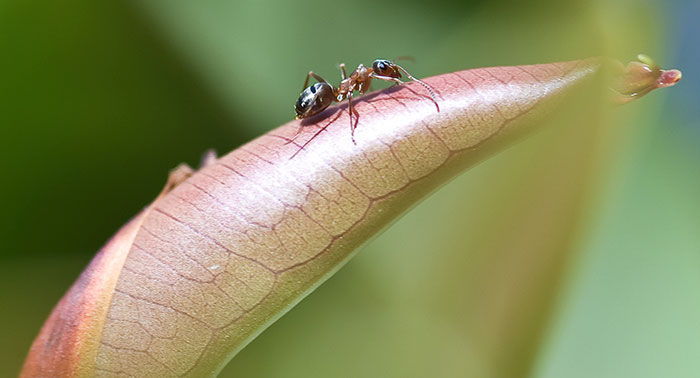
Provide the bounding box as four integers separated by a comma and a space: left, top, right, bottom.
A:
293, 59, 439, 145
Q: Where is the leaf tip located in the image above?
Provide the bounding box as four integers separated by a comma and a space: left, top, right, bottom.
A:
611, 54, 682, 104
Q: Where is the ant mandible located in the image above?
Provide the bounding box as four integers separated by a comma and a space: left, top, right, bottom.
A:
294, 59, 439, 144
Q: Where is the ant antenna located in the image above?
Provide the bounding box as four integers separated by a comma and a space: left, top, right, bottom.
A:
395, 64, 438, 104
394, 55, 415, 63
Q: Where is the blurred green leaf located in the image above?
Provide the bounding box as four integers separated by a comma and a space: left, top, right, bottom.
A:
4, 0, 697, 377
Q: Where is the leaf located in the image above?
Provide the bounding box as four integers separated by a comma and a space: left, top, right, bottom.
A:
21, 57, 680, 377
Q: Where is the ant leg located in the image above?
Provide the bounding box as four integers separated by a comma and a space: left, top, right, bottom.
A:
338, 63, 347, 80
372, 74, 404, 86
347, 91, 358, 145
301, 71, 329, 92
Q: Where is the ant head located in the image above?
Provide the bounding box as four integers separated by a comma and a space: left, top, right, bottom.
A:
372, 59, 401, 78
295, 82, 334, 119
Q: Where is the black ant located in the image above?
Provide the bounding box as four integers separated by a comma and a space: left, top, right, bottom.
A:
294, 59, 439, 145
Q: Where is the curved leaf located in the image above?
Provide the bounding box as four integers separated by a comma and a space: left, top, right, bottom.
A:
21, 57, 680, 377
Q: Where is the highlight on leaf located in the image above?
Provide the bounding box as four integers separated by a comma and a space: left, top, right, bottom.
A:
21, 56, 681, 378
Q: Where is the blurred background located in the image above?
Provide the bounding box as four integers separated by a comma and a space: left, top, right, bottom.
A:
1, 0, 698, 376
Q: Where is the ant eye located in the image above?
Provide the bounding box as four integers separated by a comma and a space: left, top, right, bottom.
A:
373, 60, 389, 73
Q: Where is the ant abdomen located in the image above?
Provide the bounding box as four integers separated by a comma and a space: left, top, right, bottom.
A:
295, 82, 335, 119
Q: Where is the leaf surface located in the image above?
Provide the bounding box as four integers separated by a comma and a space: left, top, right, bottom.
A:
21, 57, 679, 377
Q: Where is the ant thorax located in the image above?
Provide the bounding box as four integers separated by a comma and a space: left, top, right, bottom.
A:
352, 64, 373, 93
337, 64, 372, 97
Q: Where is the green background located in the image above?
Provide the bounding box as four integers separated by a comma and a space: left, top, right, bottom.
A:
1, 0, 698, 376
